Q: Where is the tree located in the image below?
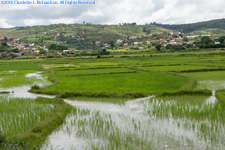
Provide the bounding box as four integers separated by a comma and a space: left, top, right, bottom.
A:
12, 48, 19, 53
59, 32, 65, 41
49, 44, 57, 50
166, 44, 172, 50
4, 37, 8, 42
155, 44, 161, 51
143, 27, 146, 32
1, 42, 7, 47
110, 40, 114, 49
183, 37, 189, 42
201, 36, 212, 45
218, 36, 225, 43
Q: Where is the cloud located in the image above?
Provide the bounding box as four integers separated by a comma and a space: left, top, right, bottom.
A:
0, 0, 225, 27
0, 19, 15, 28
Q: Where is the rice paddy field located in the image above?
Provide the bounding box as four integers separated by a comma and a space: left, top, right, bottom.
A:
0, 50, 225, 149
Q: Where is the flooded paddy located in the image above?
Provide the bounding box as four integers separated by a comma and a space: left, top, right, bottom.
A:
42, 93, 225, 150
0, 71, 54, 99
1, 54, 225, 149
197, 80, 225, 91
0, 95, 54, 137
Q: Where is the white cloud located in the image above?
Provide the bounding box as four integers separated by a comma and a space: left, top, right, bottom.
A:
0, 19, 14, 28
0, 0, 225, 27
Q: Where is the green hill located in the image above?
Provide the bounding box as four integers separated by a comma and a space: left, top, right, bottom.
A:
157, 18, 225, 33
1, 18, 225, 50
0, 24, 172, 50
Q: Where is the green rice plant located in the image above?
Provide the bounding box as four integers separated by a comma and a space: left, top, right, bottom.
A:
142, 65, 218, 72
43, 71, 188, 95
143, 95, 225, 145
0, 96, 54, 137
53, 67, 136, 77
0, 70, 50, 88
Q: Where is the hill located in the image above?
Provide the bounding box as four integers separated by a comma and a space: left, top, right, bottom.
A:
0, 18, 225, 50
0, 24, 172, 50
156, 18, 225, 33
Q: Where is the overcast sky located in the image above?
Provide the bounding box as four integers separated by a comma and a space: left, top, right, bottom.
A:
0, 0, 225, 28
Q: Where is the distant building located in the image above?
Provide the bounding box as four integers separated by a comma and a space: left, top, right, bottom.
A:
146, 41, 151, 45
34, 51, 40, 55
95, 41, 101, 46
129, 36, 138, 40
115, 39, 123, 45
215, 42, 220, 45
187, 36, 198, 39
0, 33, 4, 41
124, 43, 128, 48
63, 50, 70, 53
134, 42, 139, 47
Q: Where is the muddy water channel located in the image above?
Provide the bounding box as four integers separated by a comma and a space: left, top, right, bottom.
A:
42, 91, 225, 150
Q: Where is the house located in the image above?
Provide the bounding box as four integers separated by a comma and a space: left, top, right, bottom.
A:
32, 48, 37, 51
0, 33, 4, 41
124, 43, 128, 48
187, 36, 198, 39
169, 40, 177, 45
115, 39, 123, 45
68, 48, 75, 51
134, 42, 139, 47
43, 48, 49, 52
95, 41, 101, 46
63, 50, 70, 53
34, 51, 40, 55
53, 52, 62, 56
17, 44, 25, 50
29, 43, 35, 47
201, 35, 211, 37
139, 47, 144, 50
129, 36, 138, 40
103, 43, 109, 48
215, 42, 220, 45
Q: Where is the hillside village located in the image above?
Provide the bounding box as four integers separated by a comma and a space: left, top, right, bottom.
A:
0, 23, 225, 59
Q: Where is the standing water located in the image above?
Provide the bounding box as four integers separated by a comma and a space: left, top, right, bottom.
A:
41, 94, 225, 150
0, 72, 54, 99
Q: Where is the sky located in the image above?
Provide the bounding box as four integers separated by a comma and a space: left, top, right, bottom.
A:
0, 0, 225, 28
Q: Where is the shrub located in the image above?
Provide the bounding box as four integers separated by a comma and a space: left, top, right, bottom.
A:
31, 85, 40, 90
